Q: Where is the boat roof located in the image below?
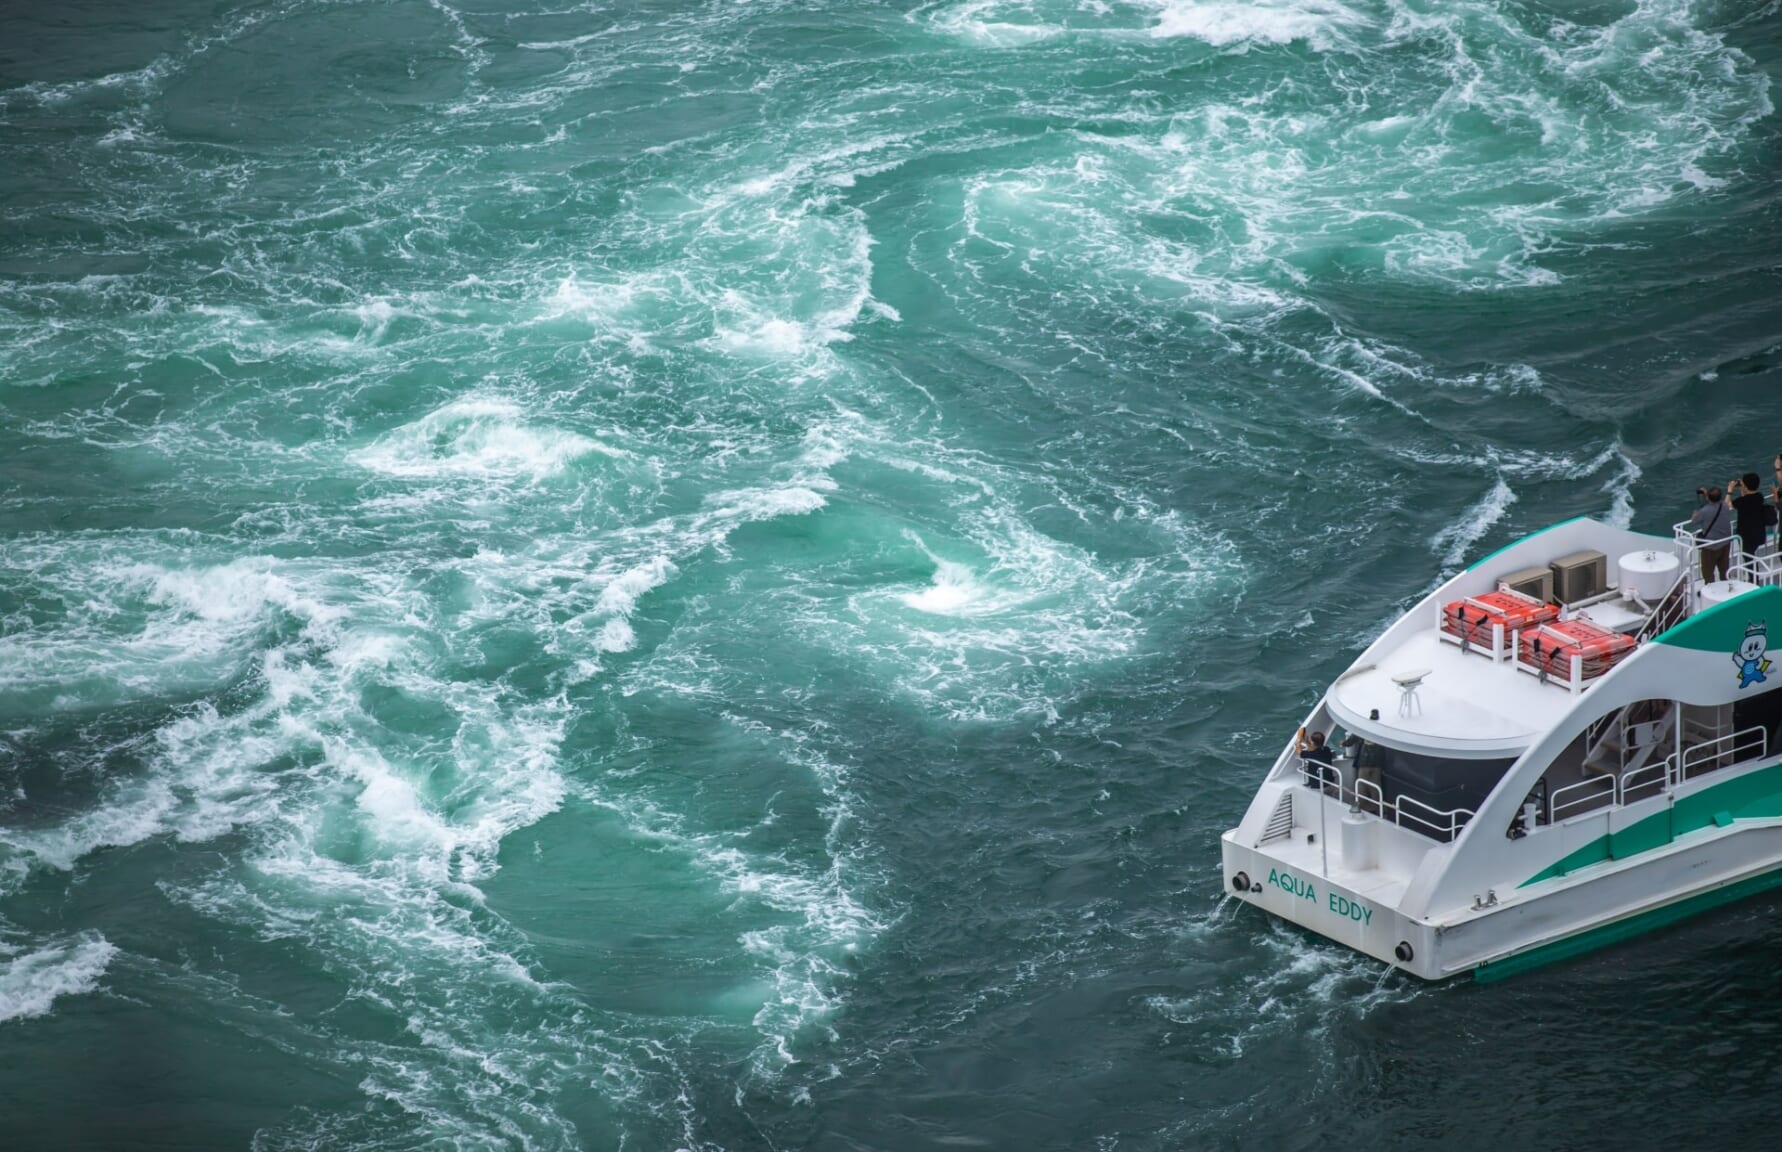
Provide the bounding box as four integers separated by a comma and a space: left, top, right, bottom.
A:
1326, 518, 1684, 759
1327, 630, 1574, 757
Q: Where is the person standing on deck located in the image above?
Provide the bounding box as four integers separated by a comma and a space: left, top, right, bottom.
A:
1730, 472, 1768, 565
1692, 485, 1732, 584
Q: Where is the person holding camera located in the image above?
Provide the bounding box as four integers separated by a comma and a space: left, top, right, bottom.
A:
1730, 471, 1770, 562
1692, 485, 1732, 583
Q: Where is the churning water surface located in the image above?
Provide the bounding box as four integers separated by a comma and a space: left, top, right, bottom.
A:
3, 1, 1782, 1149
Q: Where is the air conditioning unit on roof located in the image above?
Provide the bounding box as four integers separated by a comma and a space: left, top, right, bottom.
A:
1551, 550, 1608, 606
1498, 565, 1553, 605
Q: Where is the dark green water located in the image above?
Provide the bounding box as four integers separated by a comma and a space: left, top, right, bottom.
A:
3, 1, 1781, 1148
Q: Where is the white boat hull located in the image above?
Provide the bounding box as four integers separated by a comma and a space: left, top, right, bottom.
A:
1223, 802, 1782, 981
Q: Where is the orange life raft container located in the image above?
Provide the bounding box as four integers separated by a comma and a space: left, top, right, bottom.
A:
1442, 589, 1558, 651
1517, 618, 1637, 682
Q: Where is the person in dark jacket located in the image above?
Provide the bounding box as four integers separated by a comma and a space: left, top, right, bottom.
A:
1730, 471, 1768, 560
1296, 727, 1337, 796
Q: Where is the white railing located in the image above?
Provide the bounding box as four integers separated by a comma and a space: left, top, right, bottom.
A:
1736, 545, 1782, 587
1392, 793, 1476, 840
1512, 634, 1596, 695
1435, 598, 1510, 662
1549, 775, 1614, 821
1299, 721, 1768, 840
1550, 724, 1771, 820
1672, 518, 1705, 581
1301, 759, 1338, 794
1679, 724, 1767, 778
1673, 517, 1782, 590
1355, 776, 1385, 816
1295, 760, 1470, 841
1617, 757, 1669, 805
1633, 569, 1691, 645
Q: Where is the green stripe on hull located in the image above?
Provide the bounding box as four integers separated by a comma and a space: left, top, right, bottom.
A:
1522, 760, 1782, 886
1475, 865, 1782, 983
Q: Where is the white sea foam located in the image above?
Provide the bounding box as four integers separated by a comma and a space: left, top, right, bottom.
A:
896, 533, 1032, 618
583, 557, 679, 655
351, 398, 625, 481
704, 485, 829, 522
800, 434, 1237, 721
1602, 448, 1641, 530
0, 780, 177, 879
120, 566, 589, 1139
595, 617, 637, 653
96, 125, 145, 148
0, 932, 118, 1024
927, 0, 1068, 46
0, 549, 343, 708
541, 271, 675, 335
715, 315, 818, 356
899, 557, 985, 614
594, 557, 678, 618
1432, 477, 1517, 569
580, 718, 884, 1079
1147, 916, 1427, 1063
707, 221, 879, 362
1143, 0, 1368, 48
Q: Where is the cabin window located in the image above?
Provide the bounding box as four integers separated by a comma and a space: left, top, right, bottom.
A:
1373, 747, 1516, 841
1732, 683, 1782, 764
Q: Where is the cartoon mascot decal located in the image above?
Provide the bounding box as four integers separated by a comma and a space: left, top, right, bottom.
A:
1735, 621, 1772, 690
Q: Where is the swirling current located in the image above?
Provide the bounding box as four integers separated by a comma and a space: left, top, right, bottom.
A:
3, 1, 1781, 1148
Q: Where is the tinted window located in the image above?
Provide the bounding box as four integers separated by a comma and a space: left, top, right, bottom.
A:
1377, 747, 1516, 839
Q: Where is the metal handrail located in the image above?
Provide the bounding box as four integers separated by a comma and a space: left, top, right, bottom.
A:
1672, 518, 1782, 591
1299, 757, 1338, 790
1672, 519, 1699, 565
1549, 725, 1773, 820
1680, 725, 1768, 777
1633, 568, 1691, 645
1292, 757, 1517, 841
1393, 792, 1475, 839
1618, 756, 1671, 805
1295, 760, 1465, 840
1741, 547, 1782, 587
1299, 758, 1369, 810
1550, 775, 1614, 821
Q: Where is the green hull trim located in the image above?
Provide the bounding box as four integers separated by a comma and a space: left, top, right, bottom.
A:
1465, 516, 1587, 573
1475, 864, 1782, 983
1521, 760, 1782, 887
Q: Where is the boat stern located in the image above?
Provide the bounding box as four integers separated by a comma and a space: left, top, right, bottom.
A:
1221, 824, 1443, 980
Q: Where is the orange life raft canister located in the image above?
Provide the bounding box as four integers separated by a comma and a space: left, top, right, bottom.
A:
1517, 618, 1637, 682
1442, 589, 1559, 650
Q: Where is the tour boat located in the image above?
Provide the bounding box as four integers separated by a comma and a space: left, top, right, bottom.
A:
1221, 515, 1782, 981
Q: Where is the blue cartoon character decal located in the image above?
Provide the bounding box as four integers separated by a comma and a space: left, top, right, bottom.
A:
1735, 621, 1772, 689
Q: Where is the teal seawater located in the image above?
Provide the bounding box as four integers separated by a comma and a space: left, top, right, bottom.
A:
3, 1, 1781, 1148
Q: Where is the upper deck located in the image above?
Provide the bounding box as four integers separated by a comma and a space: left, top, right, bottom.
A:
1326, 518, 1695, 758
